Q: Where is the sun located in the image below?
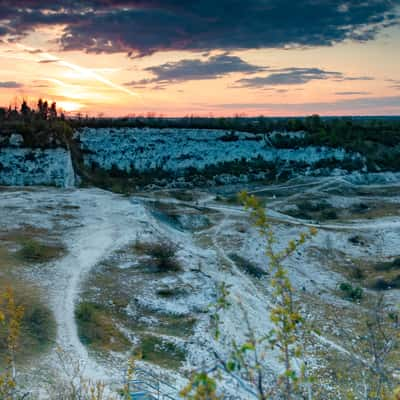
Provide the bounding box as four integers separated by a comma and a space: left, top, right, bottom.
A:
57, 100, 84, 113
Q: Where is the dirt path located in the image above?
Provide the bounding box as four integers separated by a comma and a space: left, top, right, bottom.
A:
50, 189, 145, 381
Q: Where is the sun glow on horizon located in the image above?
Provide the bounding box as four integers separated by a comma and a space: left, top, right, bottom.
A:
57, 100, 84, 113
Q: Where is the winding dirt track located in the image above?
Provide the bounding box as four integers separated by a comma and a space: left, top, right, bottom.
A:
51, 189, 145, 381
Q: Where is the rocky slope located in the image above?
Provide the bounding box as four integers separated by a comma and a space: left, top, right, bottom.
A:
0, 134, 75, 187
1, 128, 364, 188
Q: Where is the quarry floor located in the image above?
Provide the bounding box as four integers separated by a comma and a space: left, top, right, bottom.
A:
0, 174, 399, 398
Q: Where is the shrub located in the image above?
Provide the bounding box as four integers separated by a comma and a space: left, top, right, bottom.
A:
321, 209, 338, 220
148, 241, 181, 272
339, 282, 363, 301
134, 240, 181, 272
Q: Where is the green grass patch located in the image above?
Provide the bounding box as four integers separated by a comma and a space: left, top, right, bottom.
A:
135, 334, 186, 370
16, 238, 65, 263
75, 302, 130, 352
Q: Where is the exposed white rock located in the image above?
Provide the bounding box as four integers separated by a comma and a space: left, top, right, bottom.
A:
77, 128, 363, 174
9, 133, 24, 147
0, 147, 75, 187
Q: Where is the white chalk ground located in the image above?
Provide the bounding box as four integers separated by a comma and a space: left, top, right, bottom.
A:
1, 174, 400, 398
49, 190, 146, 382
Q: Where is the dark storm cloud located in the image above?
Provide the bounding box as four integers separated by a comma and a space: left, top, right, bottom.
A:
0, 1, 398, 56
0, 81, 23, 88
125, 54, 265, 86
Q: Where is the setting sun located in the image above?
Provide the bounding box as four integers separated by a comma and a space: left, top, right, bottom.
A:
57, 100, 84, 113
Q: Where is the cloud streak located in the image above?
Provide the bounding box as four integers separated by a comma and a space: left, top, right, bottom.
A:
335, 91, 371, 95
235, 67, 343, 87
15, 44, 138, 97
233, 67, 374, 88
125, 54, 265, 86
0, 81, 22, 88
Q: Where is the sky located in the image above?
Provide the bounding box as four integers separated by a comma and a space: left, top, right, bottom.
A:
0, 0, 400, 117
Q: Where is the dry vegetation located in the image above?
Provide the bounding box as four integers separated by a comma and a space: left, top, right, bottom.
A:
133, 239, 182, 272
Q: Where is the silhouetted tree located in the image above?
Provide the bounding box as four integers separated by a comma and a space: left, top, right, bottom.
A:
20, 100, 31, 120
49, 102, 57, 120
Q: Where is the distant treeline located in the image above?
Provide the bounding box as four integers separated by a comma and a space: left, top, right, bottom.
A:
1, 101, 400, 169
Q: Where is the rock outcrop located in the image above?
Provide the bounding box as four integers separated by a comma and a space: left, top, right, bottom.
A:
0, 147, 75, 187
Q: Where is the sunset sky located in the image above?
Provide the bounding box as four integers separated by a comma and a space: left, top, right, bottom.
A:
0, 1, 399, 116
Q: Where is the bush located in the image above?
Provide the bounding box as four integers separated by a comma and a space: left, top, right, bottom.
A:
321, 209, 338, 220
134, 240, 181, 272
339, 282, 363, 301
148, 241, 181, 272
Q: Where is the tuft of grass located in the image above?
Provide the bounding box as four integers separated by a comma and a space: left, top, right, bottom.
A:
135, 334, 186, 370
16, 238, 65, 263
75, 302, 130, 352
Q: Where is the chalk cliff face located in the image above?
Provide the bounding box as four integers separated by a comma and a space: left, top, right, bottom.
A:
77, 127, 362, 173
0, 128, 365, 188
0, 147, 75, 187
